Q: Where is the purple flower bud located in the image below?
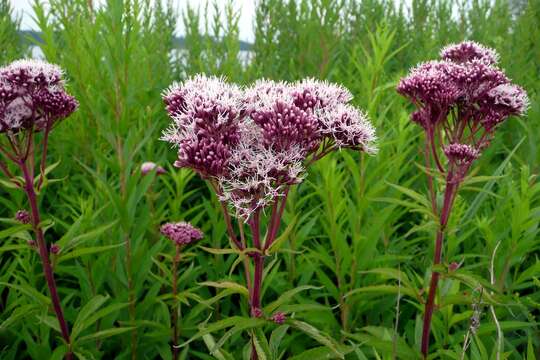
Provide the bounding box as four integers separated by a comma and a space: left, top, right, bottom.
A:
15, 210, 31, 224
250, 100, 320, 153
160, 222, 203, 246
141, 161, 166, 176
27, 240, 36, 247
449, 262, 460, 272
251, 307, 263, 318
270, 311, 286, 324
50, 243, 60, 254
244, 80, 321, 153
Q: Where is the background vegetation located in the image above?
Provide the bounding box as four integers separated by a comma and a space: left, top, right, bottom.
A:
0, 0, 538, 358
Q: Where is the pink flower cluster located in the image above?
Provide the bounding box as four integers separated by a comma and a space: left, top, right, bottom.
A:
163, 75, 376, 217
160, 222, 204, 246
397, 41, 528, 133
397, 41, 528, 170
162, 75, 242, 178
0, 60, 78, 133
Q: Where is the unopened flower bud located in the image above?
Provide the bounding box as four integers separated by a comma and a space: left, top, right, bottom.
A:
270, 312, 286, 324
141, 161, 166, 176
449, 262, 460, 272
50, 243, 60, 254
15, 210, 31, 224
251, 307, 263, 318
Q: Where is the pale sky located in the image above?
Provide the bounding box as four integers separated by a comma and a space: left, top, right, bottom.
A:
10, 0, 257, 42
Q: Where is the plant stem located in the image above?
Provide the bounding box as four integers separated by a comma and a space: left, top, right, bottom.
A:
421, 174, 457, 357
20, 160, 72, 360
264, 187, 289, 251
220, 201, 243, 250
125, 233, 137, 360
251, 255, 263, 312
172, 245, 181, 360
248, 210, 263, 360
249, 254, 264, 360
248, 210, 263, 312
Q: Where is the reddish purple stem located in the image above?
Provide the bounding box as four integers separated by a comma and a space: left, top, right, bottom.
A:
248, 210, 263, 311
172, 245, 181, 360
248, 210, 263, 360
421, 172, 458, 357
20, 160, 72, 359
264, 188, 289, 251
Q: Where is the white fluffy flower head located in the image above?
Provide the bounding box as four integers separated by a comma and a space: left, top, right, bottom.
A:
488, 83, 529, 115
243, 79, 293, 114
317, 104, 377, 153
1, 59, 64, 86
218, 120, 306, 219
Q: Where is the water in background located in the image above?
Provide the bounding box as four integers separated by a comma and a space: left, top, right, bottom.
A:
30, 46, 253, 68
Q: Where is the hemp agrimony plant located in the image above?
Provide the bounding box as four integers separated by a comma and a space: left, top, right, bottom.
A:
397, 41, 529, 357
0, 59, 78, 357
162, 75, 376, 356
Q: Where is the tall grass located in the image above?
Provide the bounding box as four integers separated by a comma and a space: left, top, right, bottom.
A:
0, 0, 538, 359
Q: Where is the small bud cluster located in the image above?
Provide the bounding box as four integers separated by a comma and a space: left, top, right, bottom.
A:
270, 311, 286, 324
163, 75, 376, 218
397, 41, 528, 174
251, 307, 263, 318
0, 59, 78, 133
15, 209, 31, 224
50, 243, 60, 254
160, 221, 203, 246
140, 161, 166, 176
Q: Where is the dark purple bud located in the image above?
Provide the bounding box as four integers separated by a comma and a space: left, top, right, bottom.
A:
15, 210, 31, 224
251, 307, 263, 318
270, 311, 286, 324
50, 243, 60, 254
449, 262, 460, 272
141, 161, 166, 176
250, 100, 321, 153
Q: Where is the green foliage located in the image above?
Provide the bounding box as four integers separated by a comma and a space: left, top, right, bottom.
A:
0, 0, 539, 359
0, 0, 27, 62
